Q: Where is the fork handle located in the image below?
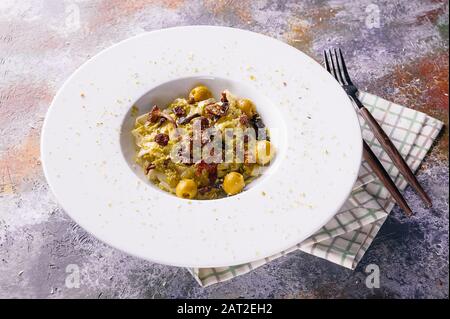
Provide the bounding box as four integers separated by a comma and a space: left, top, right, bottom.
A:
359, 106, 432, 207
352, 95, 365, 109
363, 141, 412, 216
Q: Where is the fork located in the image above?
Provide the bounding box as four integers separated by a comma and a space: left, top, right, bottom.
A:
324, 48, 432, 207
324, 49, 413, 215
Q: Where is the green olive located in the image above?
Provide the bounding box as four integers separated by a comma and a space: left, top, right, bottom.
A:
223, 172, 245, 196
189, 85, 213, 103
256, 140, 275, 165
175, 179, 198, 199
237, 98, 256, 117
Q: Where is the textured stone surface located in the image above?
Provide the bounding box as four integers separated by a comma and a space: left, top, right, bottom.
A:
0, 0, 448, 298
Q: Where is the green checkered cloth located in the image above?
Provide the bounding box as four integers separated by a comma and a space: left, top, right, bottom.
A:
189, 92, 444, 287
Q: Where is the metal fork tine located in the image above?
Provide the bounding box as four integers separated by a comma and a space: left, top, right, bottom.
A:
328, 50, 342, 85
326, 50, 333, 77
332, 48, 345, 85
324, 50, 331, 73
326, 50, 337, 79
337, 48, 353, 86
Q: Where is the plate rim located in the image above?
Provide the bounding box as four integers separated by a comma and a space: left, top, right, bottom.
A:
41, 25, 363, 268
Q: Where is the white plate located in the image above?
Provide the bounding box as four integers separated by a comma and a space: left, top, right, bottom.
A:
41, 26, 362, 268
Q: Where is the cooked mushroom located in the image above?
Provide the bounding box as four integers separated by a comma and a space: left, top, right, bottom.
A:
173, 106, 186, 117
178, 113, 201, 125
147, 105, 177, 127
154, 133, 169, 146
145, 163, 156, 174
250, 113, 268, 139
204, 102, 228, 117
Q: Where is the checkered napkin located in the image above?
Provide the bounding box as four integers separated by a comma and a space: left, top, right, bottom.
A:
189, 92, 444, 287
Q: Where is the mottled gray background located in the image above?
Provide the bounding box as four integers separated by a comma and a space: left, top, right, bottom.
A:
0, 0, 448, 298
